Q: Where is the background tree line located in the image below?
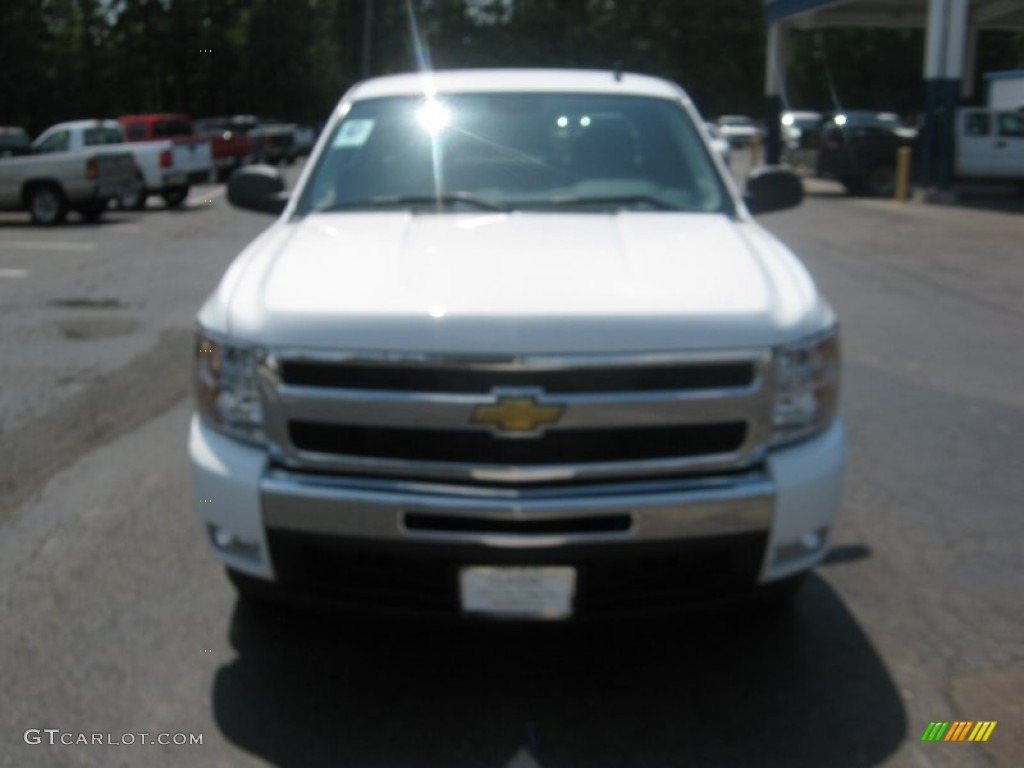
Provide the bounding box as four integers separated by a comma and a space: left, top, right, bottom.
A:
1, 0, 1022, 136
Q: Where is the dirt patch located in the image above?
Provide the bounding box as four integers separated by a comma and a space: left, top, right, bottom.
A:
0, 328, 193, 523
49, 297, 129, 309
59, 317, 141, 340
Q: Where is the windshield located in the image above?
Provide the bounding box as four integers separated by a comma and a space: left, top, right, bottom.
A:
784, 113, 821, 129
875, 113, 902, 127
835, 112, 902, 130
153, 119, 192, 137
298, 93, 730, 215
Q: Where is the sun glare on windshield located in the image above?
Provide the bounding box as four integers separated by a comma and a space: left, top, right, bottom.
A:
415, 99, 451, 136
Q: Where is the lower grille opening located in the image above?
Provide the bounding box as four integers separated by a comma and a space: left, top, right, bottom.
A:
404, 512, 632, 535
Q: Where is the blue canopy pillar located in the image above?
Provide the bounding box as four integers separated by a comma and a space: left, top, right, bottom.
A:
763, 21, 788, 165
920, 0, 969, 189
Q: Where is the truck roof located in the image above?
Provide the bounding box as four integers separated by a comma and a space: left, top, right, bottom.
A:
118, 113, 191, 123
42, 119, 121, 132
346, 69, 691, 104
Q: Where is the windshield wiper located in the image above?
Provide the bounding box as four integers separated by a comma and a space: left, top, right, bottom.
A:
325, 193, 507, 212
521, 194, 686, 211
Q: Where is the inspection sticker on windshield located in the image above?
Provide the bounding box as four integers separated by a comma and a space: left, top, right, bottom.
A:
460, 566, 576, 619
333, 119, 374, 147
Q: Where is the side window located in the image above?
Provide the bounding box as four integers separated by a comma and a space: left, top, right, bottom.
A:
997, 113, 1024, 138
84, 128, 124, 146
36, 131, 70, 153
964, 113, 989, 137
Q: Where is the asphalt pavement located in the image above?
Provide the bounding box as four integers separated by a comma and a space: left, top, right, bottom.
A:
0, 159, 1021, 767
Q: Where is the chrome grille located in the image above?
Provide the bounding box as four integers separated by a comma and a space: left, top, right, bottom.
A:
260, 351, 773, 485
280, 359, 756, 393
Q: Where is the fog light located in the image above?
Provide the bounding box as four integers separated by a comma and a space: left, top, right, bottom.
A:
211, 525, 233, 548
800, 530, 824, 551
208, 524, 261, 561
774, 526, 829, 565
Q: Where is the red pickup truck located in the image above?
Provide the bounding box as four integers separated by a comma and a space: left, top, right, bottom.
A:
194, 117, 252, 181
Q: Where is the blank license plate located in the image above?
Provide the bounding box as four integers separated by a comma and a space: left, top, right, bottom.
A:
164, 174, 187, 187
459, 566, 576, 619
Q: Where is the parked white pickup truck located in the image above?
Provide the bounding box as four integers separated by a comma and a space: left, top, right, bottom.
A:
957, 108, 1024, 185
0, 139, 137, 224
191, 69, 845, 620
32, 119, 212, 209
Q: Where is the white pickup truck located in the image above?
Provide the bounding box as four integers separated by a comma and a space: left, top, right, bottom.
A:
32, 119, 212, 209
957, 108, 1024, 185
0, 140, 137, 224
191, 69, 845, 620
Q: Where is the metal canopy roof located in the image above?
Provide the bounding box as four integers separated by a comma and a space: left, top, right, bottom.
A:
766, 0, 1024, 29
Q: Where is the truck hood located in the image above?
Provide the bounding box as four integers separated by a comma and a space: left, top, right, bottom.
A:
213, 211, 829, 354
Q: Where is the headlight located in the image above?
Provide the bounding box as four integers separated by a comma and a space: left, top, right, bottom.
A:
194, 331, 266, 444
771, 327, 840, 447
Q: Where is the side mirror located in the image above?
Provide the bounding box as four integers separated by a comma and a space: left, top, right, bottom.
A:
744, 167, 803, 215
227, 165, 288, 215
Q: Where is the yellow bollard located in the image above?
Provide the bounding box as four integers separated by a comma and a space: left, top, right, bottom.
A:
894, 146, 912, 202
749, 135, 762, 168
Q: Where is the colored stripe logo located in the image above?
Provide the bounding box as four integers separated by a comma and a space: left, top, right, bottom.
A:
921, 721, 996, 742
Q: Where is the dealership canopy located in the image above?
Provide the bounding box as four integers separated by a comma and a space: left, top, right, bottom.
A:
763, 0, 1024, 188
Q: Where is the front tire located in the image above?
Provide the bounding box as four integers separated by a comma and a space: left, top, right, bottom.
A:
754, 573, 807, 615
840, 175, 866, 196
225, 567, 298, 619
162, 186, 189, 208
27, 183, 68, 225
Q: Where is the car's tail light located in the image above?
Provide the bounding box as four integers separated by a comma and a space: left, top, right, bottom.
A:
159, 149, 172, 168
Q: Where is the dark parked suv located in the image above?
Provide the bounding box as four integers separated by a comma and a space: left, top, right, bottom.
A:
808, 111, 914, 197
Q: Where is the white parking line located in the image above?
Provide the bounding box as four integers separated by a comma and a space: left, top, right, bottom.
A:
0, 268, 29, 278
0, 241, 97, 252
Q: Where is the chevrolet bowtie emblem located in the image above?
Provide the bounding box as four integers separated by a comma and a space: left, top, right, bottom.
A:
472, 396, 564, 434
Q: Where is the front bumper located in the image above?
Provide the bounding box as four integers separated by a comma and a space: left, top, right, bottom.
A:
189, 416, 845, 615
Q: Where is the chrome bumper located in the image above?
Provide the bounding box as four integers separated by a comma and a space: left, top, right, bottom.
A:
191, 414, 844, 592
260, 470, 774, 548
